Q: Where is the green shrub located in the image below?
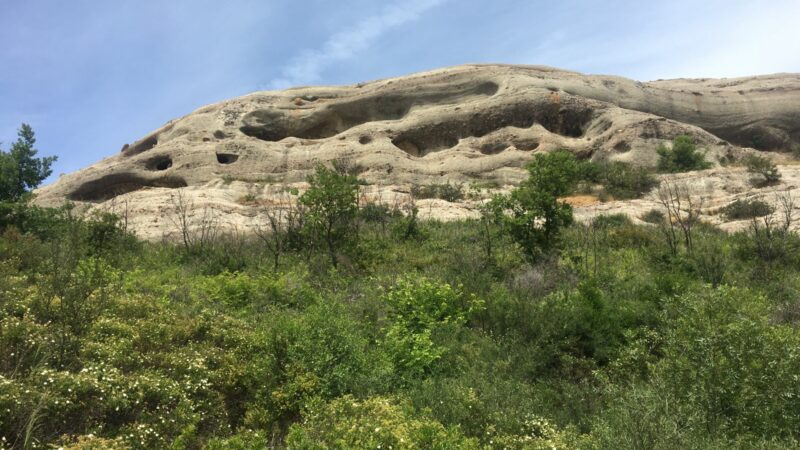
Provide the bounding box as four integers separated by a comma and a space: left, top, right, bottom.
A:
640, 208, 665, 224
744, 154, 781, 186
720, 198, 774, 221
411, 182, 465, 202
602, 162, 658, 199
359, 202, 399, 224
245, 300, 392, 433
582, 161, 659, 199
657, 286, 800, 436
383, 277, 483, 381
286, 395, 479, 449
656, 135, 711, 173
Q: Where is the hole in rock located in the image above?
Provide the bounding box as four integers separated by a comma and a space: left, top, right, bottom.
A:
514, 140, 540, 151
240, 81, 500, 142
358, 135, 373, 145
123, 134, 158, 156
213, 130, 226, 139
391, 102, 592, 157
613, 141, 631, 152
145, 156, 173, 171
68, 174, 188, 202
479, 143, 509, 155
216, 153, 239, 164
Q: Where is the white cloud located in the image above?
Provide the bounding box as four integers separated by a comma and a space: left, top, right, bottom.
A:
267, 0, 447, 89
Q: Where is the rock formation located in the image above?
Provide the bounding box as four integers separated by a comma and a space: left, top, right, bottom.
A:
33, 64, 800, 239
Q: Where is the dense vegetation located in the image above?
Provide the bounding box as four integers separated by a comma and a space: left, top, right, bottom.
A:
2, 138, 800, 448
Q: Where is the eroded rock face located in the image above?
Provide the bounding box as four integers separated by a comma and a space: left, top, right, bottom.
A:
33, 64, 800, 239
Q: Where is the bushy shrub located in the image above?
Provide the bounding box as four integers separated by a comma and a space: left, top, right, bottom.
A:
359, 202, 399, 224
720, 198, 774, 221
244, 300, 391, 433
744, 154, 781, 186
382, 277, 482, 381
582, 161, 659, 199
286, 395, 479, 449
657, 286, 800, 436
656, 135, 711, 173
640, 208, 666, 224
410, 182, 465, 202
197, 270, 316, 310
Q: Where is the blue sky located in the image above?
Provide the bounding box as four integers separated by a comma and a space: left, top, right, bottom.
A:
2, 0, 799, 182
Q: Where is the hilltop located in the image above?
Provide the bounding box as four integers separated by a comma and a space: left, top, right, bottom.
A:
34, 64, 800, 238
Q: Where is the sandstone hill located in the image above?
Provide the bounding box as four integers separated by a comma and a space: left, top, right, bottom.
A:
34, 64, 800, 239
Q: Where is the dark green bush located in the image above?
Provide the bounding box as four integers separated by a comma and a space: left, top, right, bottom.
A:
721, 198, 774, 221
744, 154, 781, 186
658, 286, 800, 436
640, 208, 666, 224
582, 161, 659, 199
410, 183, 464, 202
656, 135, 711, 173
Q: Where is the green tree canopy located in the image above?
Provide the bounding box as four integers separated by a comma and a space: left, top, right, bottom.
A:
0, 123, 57, 201
299, 163, 360, 267
491, 150, 580, 262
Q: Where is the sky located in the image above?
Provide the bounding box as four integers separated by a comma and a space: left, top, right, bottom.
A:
2, 0, 799, 183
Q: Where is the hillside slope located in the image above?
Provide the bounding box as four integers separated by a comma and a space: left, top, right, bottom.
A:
34, 64, 800, 239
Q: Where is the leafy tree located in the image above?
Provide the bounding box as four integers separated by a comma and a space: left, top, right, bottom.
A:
0, 124, 57, 202
491, 150, 580, 262
300, 163, 360, 267
656, 135, 710, 173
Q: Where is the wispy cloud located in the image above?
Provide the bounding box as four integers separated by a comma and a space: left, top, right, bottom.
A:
267, 0, 446, 90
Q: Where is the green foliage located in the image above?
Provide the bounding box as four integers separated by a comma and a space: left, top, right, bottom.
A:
0, 124, 57, 202
720, 198, 774, 221
656, 135, 710, 173
744, 154, 781, 186
382, 277, 483, 381
579, 160, 658, 199
245, 300, 391, 435
300, 164, 360, 267
640, 208, 666, 224
359, 202, 399, 225
286, 395, 479, 449
410, 182, 465, 202
658, 286, 800, 436
3, 183, 800, 447
492, 150, 580, 262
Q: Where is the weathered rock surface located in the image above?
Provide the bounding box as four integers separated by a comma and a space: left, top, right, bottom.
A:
33, 64, 800, 239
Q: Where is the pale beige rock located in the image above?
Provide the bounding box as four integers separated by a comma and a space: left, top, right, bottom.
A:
33, 64, 800, 239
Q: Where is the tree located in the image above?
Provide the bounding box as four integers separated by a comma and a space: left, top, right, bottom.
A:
491, 150, 580, 262
300, 163, 360, 267
656, 135, 710, 173
0, 124, 57, 201
656, 180, 703, 255
255, 189, 307, 270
